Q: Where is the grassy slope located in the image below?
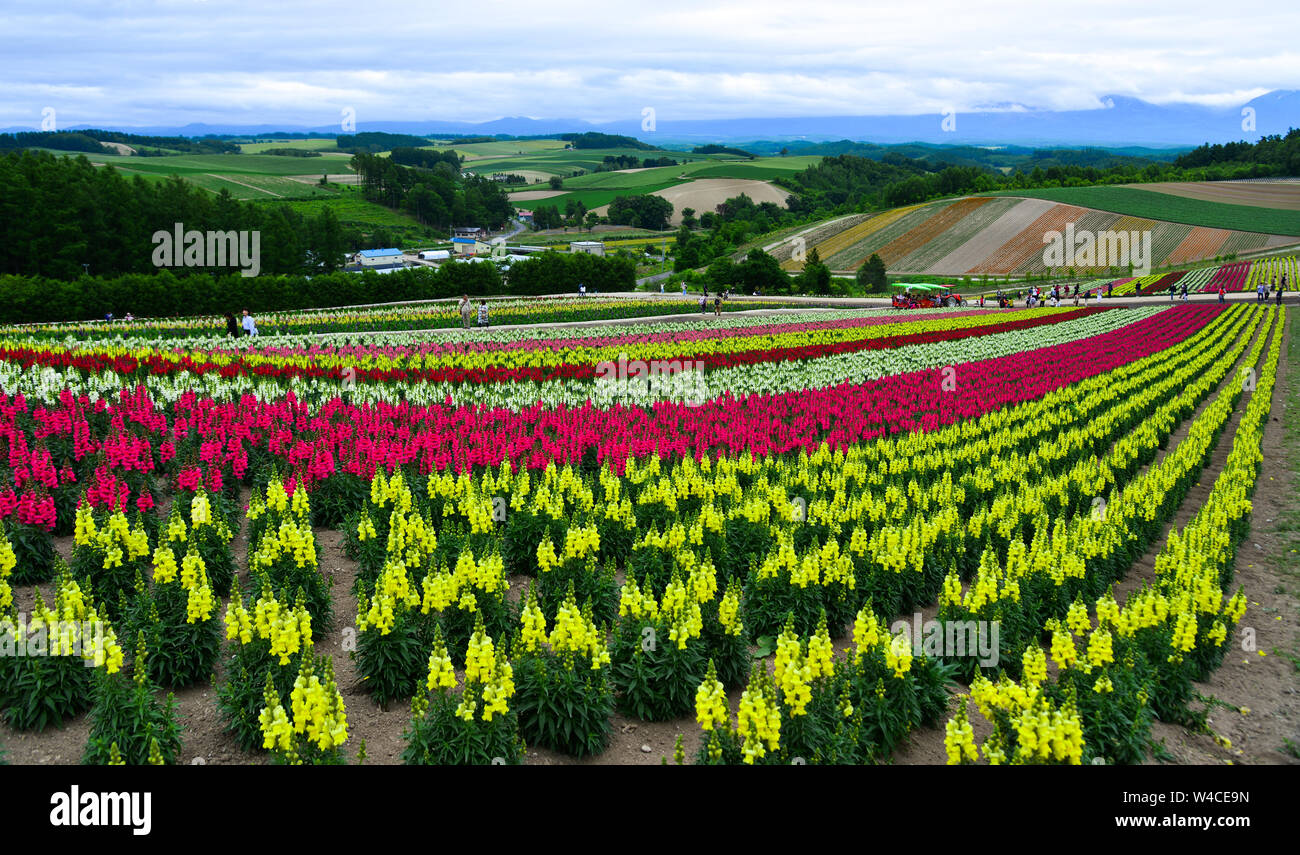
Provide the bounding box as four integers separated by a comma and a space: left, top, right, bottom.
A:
238, 139, 343, 154
255, 192, 422, 231
71, 151, 356, 176
980, 187, 1300, 236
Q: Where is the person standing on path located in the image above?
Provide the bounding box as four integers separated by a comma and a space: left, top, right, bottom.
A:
458, 294, 473, 329
1278, 284, 1285, 306
225, 312, 238, 337
713, 294, 722, 318
1218, 285, 1225, 303
477, 301, 489, 328
579, 283, 586, 298
241, 309, 257, 337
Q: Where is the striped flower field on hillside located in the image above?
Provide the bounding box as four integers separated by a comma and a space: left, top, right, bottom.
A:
0, 302, 1283, 766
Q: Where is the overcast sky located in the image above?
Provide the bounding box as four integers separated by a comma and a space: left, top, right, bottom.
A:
3, 0, 1296, 128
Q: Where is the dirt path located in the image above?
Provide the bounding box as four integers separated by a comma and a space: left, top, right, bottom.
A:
1140, 308, 1299, 764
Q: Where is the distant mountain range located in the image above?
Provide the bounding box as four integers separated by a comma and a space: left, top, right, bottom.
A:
5, 91, 1297, 149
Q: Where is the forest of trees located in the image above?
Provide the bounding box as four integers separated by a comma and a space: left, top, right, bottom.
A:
1174, 129, 1300, 174
560, 132, 654, 150
0, 150, 353, 280
388, 147, 463, 170
595, 154, 678, 171
0, 129, 239, 156
336, 132, 432, 153
691, 144, 755, 158
348, 152, 513, 231
779, 128, 1300, 213
606, 194, 674, 230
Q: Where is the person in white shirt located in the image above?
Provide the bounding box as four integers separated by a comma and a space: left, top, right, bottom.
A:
241, 309, 258, 337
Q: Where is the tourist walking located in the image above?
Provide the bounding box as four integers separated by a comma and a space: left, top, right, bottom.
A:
224, 312, 238, 336
241, 309, 257, 337
458, 294, 472, 329
713, 294, 722, 317
477, 301, 489, 328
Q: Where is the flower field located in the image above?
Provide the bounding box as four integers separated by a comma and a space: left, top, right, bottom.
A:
4, 296, 790, 341
780, 193, 1296, 275
0, 299, 1291, 766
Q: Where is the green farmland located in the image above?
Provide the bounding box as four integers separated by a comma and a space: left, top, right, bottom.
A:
237, 138, 346, 154
981, 186, 1300, 236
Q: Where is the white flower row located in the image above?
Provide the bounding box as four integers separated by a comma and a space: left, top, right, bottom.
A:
0, 307, 1165, 411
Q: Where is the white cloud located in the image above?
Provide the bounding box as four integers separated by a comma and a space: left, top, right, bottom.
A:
1, 0, 1297, 126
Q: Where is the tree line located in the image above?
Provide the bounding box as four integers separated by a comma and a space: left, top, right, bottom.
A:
0, 130, 239, 156
780, 129, 1300, 213
0, 252, 635, 324
0, 150, 352, 280
348, 152, 513, 231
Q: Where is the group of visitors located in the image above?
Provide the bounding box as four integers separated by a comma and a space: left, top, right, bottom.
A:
1257, 277, 1286, 305
223, 309, 258, 337
699, 292, 723, 317
457, 294, 490, 328
1025, 285, 1074, 308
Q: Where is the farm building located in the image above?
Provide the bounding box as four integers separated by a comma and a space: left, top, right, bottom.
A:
570, 241, 605, 256
418, 249, 451, 262
452, 237, 490, 256
453, 227, 488, 241
358, 248, 404, 268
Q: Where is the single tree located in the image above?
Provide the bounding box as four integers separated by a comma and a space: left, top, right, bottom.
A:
857, 253, 888, 293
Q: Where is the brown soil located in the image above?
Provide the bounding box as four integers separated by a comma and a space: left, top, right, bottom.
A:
650, 179, 792, 226
1125, 181, 1300, 211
